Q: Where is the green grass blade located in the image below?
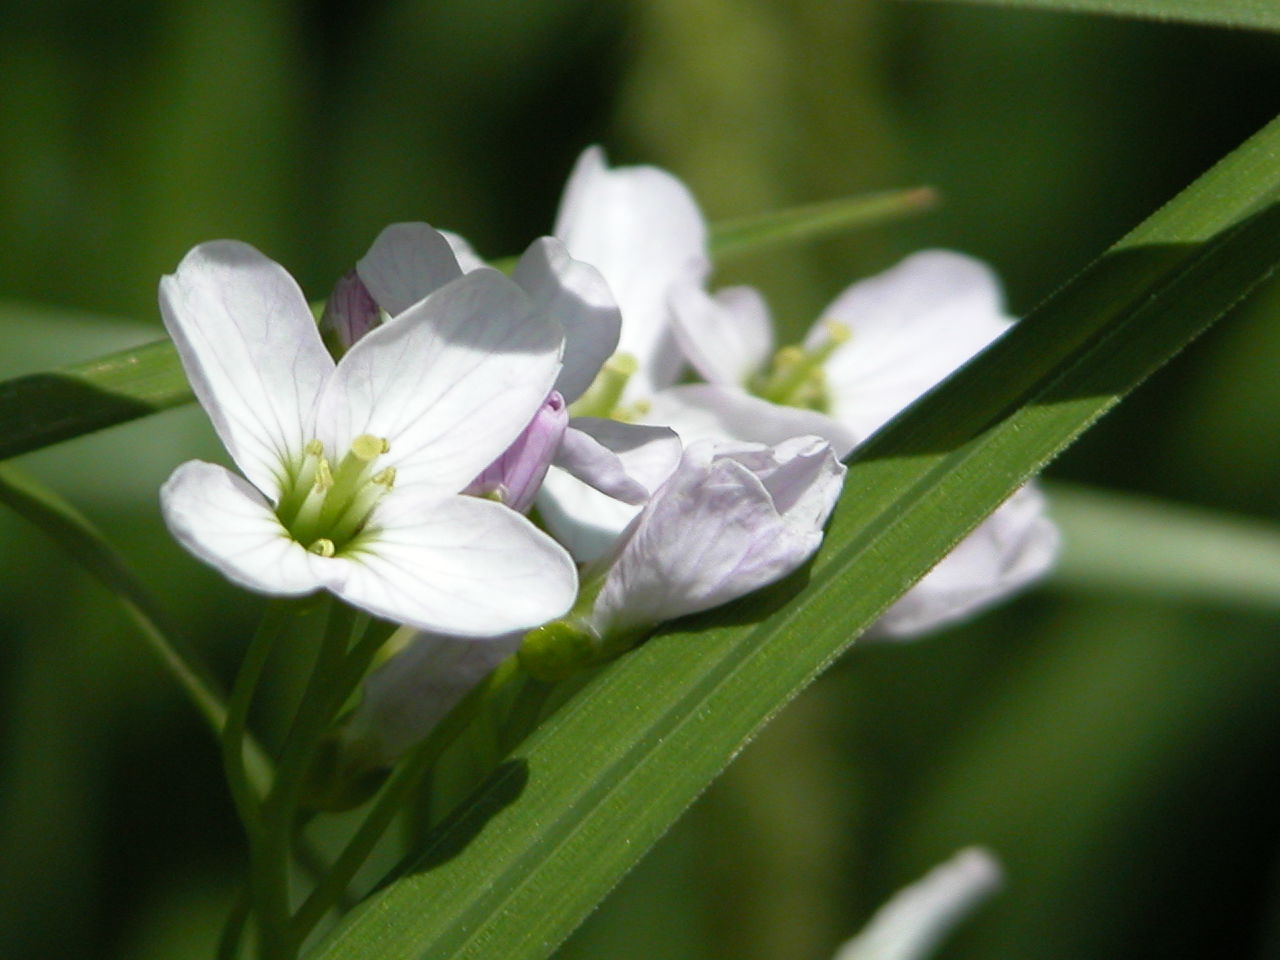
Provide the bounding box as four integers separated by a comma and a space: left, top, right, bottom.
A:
899, 0, 1280, 32
710, 186, 938, 261
306, 114, 1280, 960
0, 339, 189, 461
1048, 482, 1280, 609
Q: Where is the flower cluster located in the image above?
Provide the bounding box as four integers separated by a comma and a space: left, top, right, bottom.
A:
159, 146, 1057, 772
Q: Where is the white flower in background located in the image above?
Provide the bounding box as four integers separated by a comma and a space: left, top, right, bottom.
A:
521, 436, 845, 678
159, 240, 577, 637
831, 848, 1002, 960
666, 251, 1058, 638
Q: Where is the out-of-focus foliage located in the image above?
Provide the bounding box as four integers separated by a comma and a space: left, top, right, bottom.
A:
2, 3, 1279, 960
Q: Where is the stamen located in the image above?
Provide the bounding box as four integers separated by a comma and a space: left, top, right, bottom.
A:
308, 538, 336, 557
569, 352, 638, 419
751, 321, 850, 411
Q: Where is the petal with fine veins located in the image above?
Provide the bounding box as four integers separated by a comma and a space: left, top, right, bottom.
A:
318, 268, 564, 499
159, 241, 332, 498
160, 460, 322, 595
670, 282, 774, 387
513, 237, 620, 404
553, 145, 708, 395
815, 250, 1011, 437
357, 222, 465, 318
317, 494, 578, 637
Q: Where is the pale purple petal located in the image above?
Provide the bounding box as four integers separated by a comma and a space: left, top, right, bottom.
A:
538, 419, 683, 562
816, 251, 1012, 437
160, 460, 322, 596
319, 269, 380, 352
356, 222, 465, 318
439, 229, 488, 272
553, 145, 708, 397
588, 437, 845, 639
669, 281, 773, 387
344, 630, 520, 767
870, 484, 1059, 639
646, 384, 859, 458
465, 392, 569, 513
159, 241, 333, 498
512, 237, 621, 404
314, 493, 577, 637
318, 268, 563, 499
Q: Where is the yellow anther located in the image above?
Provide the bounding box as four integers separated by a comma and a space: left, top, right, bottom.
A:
822, 319, 852, 345
774, 345, 805, 368
372, 467, 396, 488
313, 458, 334, 491
304, 438, 325, 457
350, 433, 389, 461
308, 538, 336, 557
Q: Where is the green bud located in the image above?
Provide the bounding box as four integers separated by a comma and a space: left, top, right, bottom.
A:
519, 619, 603, 682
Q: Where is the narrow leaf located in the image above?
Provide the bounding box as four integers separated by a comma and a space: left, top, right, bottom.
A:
1048, 482, 1280, 609
710, 186, 938, 262
899, 0, 1280, 32
308, 115, 1280, 960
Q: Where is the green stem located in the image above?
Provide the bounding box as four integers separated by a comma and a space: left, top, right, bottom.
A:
289, 656, 522, 943
223, 602, 293, 841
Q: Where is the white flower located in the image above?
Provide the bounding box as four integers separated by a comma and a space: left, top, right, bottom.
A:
521, 436, 845, 678
831, 848, 1002, 960
159, 240, 577, 637
664, 252, 1060, 638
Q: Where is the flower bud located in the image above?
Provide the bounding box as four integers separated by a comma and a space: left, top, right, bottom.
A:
318, 269, 380, 357
466, 392, 569, 513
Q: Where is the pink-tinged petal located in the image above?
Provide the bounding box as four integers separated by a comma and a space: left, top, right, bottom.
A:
513, 237, 621, 404
553, 419, 683, 504
538, 419, 684, 563
589, 438, 845, 639
669, 282, 773, 387
465, 392, 569, 513
356, 222, 464, 318
870, 484, 1059, 639
553, 145, 709, 396
160, 460, 322, 596
318, 268, 563, 499
815, 251, 1012, 437
646, 384, 859, 458
313, 493, 577, 637
319, 269, 380, 353
344, 630, 520, 767
159, 241, 332, 498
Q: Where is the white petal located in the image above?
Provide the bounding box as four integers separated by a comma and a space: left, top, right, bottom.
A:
553, 145, 708, 396
832, 848, 1002, 960
318, 268, 563, 499
536, 465, 645, 565
591, 438, 844, 637
314, 493, 577, 637
439, 229, 488, 272
513, 237, 621, 404
356, 222, 464, 317
816, 251, 1012, 437
646, 384, 859, 457
669, 281, 773, 387
871, 485, 1060, 639
345, 630, 520, 766
554, 419, 683, 504
160, 460, 322, 596
159, 241, 332, 497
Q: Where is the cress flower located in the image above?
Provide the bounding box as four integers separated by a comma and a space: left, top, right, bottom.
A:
665, 251, 1060, 637
521, 436, 846, 680
158, 240, 577, 637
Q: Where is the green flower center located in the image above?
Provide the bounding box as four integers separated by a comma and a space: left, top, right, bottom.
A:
274, 434, 395, 556
748, 319, 849, 412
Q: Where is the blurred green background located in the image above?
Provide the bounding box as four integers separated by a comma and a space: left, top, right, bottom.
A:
3, 2, 1280, 958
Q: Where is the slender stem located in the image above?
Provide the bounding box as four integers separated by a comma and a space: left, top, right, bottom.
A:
217, 886, 251, 960
0, 464, 228, 734
223, 603, 293, 842
289, 656, 522, 943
